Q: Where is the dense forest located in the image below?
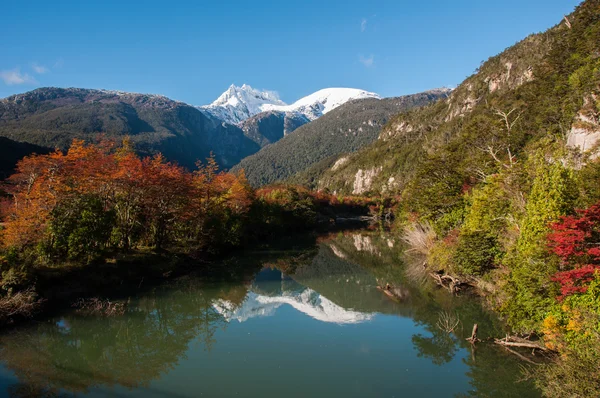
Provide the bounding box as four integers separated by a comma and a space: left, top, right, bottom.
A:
239, 110, 309, 148
233, 91, 448, 187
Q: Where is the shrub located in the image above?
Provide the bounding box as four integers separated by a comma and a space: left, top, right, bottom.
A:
453, 231, 501, 276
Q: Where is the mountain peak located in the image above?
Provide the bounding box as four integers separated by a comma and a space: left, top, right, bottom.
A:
202, 84, 286, 124
201, 84, 381, 125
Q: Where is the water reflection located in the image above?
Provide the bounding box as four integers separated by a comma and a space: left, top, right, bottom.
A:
0, 231, 540, 397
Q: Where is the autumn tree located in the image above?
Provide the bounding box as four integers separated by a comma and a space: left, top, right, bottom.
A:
548, 201, 600, 299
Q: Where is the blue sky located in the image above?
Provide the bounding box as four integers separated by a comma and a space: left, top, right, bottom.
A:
0, 0, 581, 105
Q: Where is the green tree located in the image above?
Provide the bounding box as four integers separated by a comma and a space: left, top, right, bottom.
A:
505, 151, 577, 330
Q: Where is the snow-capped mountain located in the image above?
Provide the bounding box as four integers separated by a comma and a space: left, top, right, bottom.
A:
263, 87, 382, 121
200, 84, 381, 125
200, 84, 286, 125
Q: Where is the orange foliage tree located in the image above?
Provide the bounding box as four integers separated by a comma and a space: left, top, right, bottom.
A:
0, 140, 254, 261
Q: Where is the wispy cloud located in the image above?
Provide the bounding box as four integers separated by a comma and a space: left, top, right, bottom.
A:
32, 63, 48, 74
0, 69, 37, 85
359, 54, 374, 68
360, 18, 367, 32
54, 58, 64, 69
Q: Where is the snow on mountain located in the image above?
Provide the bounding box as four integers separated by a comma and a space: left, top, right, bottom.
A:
213, 289, 374, 325
264, 87, 382, 121
200, 84, 286, 125
200, 84, 381, 125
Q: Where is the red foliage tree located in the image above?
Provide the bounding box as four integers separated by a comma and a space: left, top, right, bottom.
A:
548, 201, 600, 299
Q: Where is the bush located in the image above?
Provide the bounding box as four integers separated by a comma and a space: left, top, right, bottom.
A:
453, 231, 501, 276
539, 274, 600, 397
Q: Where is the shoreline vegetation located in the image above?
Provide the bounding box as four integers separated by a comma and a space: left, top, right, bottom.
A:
0, 139, 391, 326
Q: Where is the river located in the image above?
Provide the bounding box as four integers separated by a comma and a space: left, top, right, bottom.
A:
0, 231, 540, 397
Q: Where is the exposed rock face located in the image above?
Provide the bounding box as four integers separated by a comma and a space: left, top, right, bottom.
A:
485, 62, 535, 94
381, 176, 400, 194
567, 94, 600, 159
331, 156, 349, 171
352, 167, 382, 195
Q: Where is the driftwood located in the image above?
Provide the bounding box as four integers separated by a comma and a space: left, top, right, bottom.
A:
494, 335, 549, 352
466, 323, 480, 344
377, 283, 408, 301
377, 285, 398, 300
429, 272, 471, 294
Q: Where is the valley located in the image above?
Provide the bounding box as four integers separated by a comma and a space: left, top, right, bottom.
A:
0, 0, 599, 397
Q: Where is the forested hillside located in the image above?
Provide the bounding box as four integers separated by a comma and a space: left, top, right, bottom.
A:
0, 88, 259, 169
317, 6, 599, 195
312, 1, 600, 394
233, 90, 448, 187
239, 110, 309, 147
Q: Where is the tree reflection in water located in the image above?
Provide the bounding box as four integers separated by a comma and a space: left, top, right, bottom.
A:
0, 278, 246, 396
0, 231, 540, 397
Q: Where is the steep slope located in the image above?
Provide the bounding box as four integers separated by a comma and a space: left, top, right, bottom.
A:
0, 137, 52, 179
232, 90, 449, 187
317, 1, 600, 196
200, 84, 381, 125
0, 88, 259, 169
239, 110, 309, 147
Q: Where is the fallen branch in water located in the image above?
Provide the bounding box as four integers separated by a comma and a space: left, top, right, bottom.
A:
429, 272, 472, 294
377, 283, 409, 301
494, 335, 550, 352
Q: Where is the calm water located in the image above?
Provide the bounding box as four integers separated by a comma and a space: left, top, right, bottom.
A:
0, 232, 540, 397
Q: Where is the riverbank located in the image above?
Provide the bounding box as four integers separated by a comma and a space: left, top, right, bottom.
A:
0, 221, 377, 329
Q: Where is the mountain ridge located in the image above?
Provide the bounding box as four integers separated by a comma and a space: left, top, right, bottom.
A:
233, 89, 449, 187
199, 84, 381, 125
0, 87, 259, 170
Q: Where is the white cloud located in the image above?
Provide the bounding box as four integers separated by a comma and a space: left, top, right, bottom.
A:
0, 69, 37, 85
359, 54, 374, 68
32, 63, 48, 74
360, 18, 367, 32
